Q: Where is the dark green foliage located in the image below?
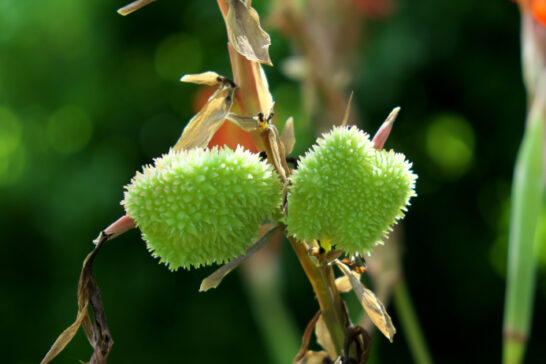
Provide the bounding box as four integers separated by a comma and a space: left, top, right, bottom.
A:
2, 1, 545, 363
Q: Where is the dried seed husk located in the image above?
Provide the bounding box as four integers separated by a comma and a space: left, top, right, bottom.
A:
226, 112, 262, 131
336, 261, 396, 342
173, 82, 235, 151
180, 71, 225, 86
226, 0, 273, 65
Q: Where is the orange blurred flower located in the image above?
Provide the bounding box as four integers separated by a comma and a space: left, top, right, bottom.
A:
514, 0, 546, 26
531, 0, 546, 26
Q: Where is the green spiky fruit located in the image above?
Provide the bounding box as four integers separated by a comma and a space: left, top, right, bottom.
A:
123, 147, 282, 270
287, 126, 417, 254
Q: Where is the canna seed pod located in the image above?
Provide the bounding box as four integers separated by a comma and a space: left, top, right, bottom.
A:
122, 146, 283, 270
287, 126, 417, 254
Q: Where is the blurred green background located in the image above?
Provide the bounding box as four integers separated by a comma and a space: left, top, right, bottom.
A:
1, 0, 545, 363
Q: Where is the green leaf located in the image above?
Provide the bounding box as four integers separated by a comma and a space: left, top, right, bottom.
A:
503, 106, 544, 364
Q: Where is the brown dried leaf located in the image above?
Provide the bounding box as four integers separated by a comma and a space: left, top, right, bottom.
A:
117, 0, 157, 16
40, 303, 90, 364
280, 117, 295, 155
226, 0, 273, 65
342, 326, 372, 364
335, 271, 361, 293
226, 112, 261, 131
315, 315, 337, 359
294, 311, 321, 364
252, 61, 274, 114
294, 351, 332, 364
173, 82, 236, 151
336, 261, 396, 342
85, 274, 113, 364
266, 124, 288, 182
180, 71, 224, 87
41, 233, 113, 364
199, 226, 280, 292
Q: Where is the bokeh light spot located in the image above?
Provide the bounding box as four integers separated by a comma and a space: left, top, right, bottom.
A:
155, 34, 202, 81
0, 106, 22, 157
46, 105, 93, 154
0, 1, 22, 44
0, 143, 26, 186
425, 113, 475, 178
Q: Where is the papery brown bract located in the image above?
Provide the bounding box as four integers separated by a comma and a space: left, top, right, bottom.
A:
173, 82, 236, 151
226, 0, 273, 65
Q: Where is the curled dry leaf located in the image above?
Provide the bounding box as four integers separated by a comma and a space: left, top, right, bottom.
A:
41, 232, 113, 364
173, 82, 236, 151
342, 326, 372, 364
252, 61, 274, 115
199, 225, 280, 292
266, 124, 288, 182
335, 261, 396, 342
225, 112, 262, 131
294, 311, 321, 364
335, 271, 361, 293
280, 117, 295, 155
117, 0, 157, 16
315, 314, 337, 360
180, 71, 225, 87
226, 0, 273, 65
84, 270, 114, 364
40, 303, 89, 364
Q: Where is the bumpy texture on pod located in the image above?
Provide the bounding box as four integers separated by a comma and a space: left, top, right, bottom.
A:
123, 147, 282, 270
287, 126, 417, 254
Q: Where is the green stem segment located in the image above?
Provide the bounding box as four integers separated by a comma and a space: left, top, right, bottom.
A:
393, 280, 433, 364
503, 107, 544, 364
217, 0, 348, 357
289, 238, 347, 356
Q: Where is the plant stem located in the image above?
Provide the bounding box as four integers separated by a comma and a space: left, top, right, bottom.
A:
502, 107, 544, 364
289, 238, 347, 356
392, 279, 433, 364
216, 0, 348, 357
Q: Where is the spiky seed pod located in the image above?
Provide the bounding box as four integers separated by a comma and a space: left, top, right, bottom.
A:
122, 147, 283, 270
287, 126, 417, 254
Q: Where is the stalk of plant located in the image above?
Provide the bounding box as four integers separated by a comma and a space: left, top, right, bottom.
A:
41, 1, 418, 363
503, 2, 546, 364
271, 5, 432, 363
215, 0, 352, 356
